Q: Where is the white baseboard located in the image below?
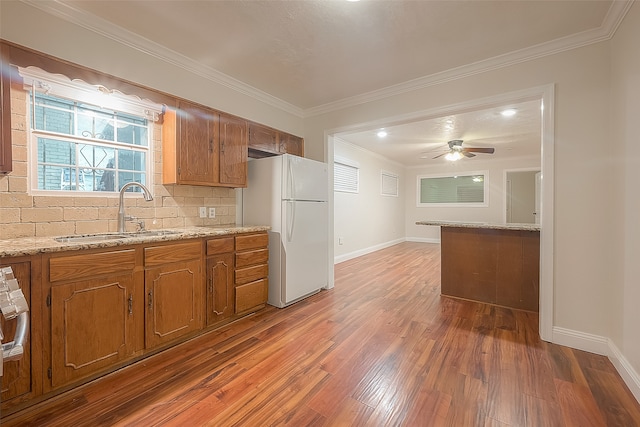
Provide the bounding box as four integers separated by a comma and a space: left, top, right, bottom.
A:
553, 326, 640, 402
334, 238, 406, 264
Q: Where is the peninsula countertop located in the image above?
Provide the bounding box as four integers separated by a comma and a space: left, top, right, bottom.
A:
416, 220, 540, 232
0, 225, 271, 258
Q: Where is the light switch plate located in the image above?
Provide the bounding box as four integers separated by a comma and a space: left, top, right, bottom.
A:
209, 207, 216, 218
199, 207, 207, 218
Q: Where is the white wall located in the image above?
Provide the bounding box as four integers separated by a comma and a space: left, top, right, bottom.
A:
611, 3, 640, 395
406, 157, 540, 242
333, 139, 405, 262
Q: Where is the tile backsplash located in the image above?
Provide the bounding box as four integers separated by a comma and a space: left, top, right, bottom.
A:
0, 85, 236, 240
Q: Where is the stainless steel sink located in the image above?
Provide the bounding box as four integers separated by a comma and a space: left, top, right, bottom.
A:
54, 233, 131, 243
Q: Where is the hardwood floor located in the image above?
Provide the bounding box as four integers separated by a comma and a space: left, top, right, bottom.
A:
4, 242, 640, 426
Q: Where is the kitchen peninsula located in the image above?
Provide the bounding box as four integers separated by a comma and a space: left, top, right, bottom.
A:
417, 221, 540, 312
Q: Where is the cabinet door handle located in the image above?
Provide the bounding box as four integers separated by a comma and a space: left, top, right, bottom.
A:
209, 276, 213, 293
148, 290, 153, 309
128, 294, 133, 315
209, 138, 213, 153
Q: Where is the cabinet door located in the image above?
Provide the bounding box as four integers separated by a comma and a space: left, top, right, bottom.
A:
0, 43, 12, 174
219, 113, 247, 187
0, 261, 32, 406
248, 122, 278, 153
50, 275, 136, 389
145, 260, 203, 348
177, 100, 220, 185
206, 253, 234, 327
279, 133, 304, 157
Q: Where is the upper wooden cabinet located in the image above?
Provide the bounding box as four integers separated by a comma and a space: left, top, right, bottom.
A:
0, 43, 13, 174
163, 101, 247, 187
247, 121, 304, 158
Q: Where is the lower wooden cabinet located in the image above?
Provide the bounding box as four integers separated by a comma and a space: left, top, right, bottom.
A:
205, 237, 235, 327
46, 249, 140, 390
144, 241, 203, 348
235, 232, 269, 314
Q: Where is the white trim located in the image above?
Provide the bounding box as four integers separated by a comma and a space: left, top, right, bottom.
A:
334, 238, 406, 264
553, 326, 640, 403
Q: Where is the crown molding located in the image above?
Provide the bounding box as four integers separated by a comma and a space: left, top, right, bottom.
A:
20, 0, 305, 118
303, 0, 634, 118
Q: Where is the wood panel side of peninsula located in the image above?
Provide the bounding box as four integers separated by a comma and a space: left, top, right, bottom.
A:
440, 227, 539, 312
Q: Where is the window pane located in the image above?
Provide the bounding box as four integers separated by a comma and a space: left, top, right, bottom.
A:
118, 150, 146, 172
116, 114, 148, 146
38, 138, 75, 164
419, 175, 485, 204
77, 108, 115, 142
78, 144, 115, 168
118, 172, 146, 191
34, 95, 74, 134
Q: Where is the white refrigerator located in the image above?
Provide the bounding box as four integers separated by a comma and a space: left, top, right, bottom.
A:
242, 154, 329, 308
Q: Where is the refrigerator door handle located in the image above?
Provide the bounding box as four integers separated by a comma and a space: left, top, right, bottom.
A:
287, 156, 295, 200
286, 200, 296, 242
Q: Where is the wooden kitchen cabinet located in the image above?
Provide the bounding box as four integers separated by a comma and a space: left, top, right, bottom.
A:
247, 121, 304, 158
162, 101, 247, 187
235, 232, 269, 315
0, 259, 35, 410
248, 122, 279, 154
205, 237, 235, 327
219, 113, 248, 187
46, 249, 140, 390
144, 241, 203, 348
279, 132, 304, 157
0, 43, 13, 174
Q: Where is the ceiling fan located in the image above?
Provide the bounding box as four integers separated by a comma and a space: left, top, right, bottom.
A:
433, 139, 495, 161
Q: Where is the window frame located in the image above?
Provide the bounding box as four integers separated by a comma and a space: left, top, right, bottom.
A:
19, 66, 162, 196
380, 170, 399, 197
334, 156, 360, 194
416, 171, 489, 208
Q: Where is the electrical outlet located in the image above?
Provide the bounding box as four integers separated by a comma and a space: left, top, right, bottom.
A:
199, 207, 207, 218
209, 207, 216, 218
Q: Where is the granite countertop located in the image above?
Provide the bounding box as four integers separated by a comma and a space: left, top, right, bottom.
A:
415, 220, 540, 232
0, 225, 270, 258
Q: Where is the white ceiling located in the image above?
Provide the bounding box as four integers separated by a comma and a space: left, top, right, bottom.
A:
30, 0, 628, 166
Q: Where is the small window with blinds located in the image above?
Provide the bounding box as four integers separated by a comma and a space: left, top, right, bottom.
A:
381, 171, 399, 197
417, 172, 488, 207
334, 159, 359, 193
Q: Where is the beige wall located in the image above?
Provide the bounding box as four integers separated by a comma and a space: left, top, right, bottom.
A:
611, 3, 640, 386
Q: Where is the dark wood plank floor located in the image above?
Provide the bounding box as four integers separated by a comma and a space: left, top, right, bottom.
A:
4, 242, 640, 426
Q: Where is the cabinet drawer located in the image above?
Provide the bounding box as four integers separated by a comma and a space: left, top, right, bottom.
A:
235, 249, 268, 268
235, 263, 268, 285
144, 241, 201, 267
235, 233, 268, 251
49, 249, 136, 283
235, 279, 268, 314
206, 237, 234, 256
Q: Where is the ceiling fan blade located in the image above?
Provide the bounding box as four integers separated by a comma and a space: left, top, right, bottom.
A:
432, 152, 448, 159
463, 151, 476, 158
463, 147, 495, 154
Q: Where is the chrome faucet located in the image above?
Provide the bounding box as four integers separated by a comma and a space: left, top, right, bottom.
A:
118, 182, 154, 233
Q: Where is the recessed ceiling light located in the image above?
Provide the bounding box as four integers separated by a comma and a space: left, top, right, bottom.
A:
501, 108, 517, 117
377, 130, 387, 138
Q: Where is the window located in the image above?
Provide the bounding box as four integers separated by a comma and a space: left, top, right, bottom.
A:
381, 171, 399, 197
417, 172, 488, 207
20, 67, 161, 194
334, 157, 359, 193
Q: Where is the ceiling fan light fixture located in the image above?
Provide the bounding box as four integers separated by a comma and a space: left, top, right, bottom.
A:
377, 130, 387, 138
445, 151, 463, 161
